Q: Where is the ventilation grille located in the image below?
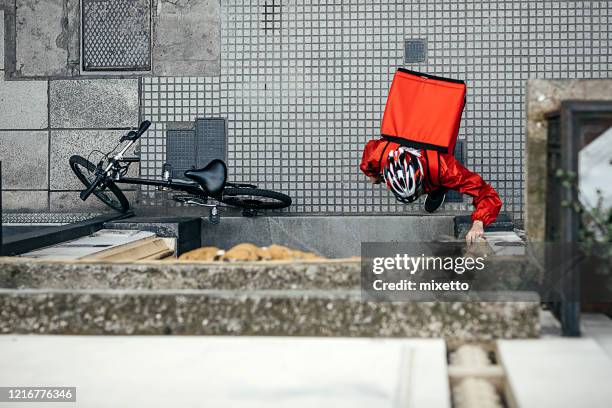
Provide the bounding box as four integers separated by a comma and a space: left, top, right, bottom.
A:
82, 0, 151, 71
404, 39, 427, 64
166, 118, 227, 179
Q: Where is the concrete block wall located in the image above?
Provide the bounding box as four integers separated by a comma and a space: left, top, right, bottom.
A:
0, 76, 140, 213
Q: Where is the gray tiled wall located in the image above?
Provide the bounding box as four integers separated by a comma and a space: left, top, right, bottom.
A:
140, 0, 612, 222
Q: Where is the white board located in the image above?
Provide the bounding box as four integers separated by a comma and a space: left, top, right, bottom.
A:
579, 127, 612, 211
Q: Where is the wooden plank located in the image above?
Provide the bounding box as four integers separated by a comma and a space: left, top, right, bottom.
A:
83, 238, 175, 261
22, 230, 174, 261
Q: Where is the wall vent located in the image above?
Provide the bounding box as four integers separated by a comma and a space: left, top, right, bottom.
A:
81, 0, 151, 71
404, 39, 427, 64
166, 118, 227, 179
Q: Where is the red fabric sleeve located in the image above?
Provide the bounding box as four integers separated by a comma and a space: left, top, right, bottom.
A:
438, 154, 502, 226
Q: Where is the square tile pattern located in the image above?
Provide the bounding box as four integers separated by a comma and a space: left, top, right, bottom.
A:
141, 0, 612, 220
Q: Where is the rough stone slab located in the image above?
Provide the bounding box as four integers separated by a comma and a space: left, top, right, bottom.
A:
498, 338, 612, 408
49, 79, 139, 128
0, 336, 449, 408
0, 131, 48, 189
0, 288, 539, 339
15, 0, 80, 77
1, 190, 48, 211
152, 0, 220, 76
0, 77, 48, 129
1, 258, 362, 290
50, 129, 139, 190
202, 215, 455, 258
49, 190, 136, 213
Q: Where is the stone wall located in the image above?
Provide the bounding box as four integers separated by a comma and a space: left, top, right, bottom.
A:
0, 77, 140, 213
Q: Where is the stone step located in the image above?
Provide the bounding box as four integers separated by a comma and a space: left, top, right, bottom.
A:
0, 287, 539, 339
498, 338, 612, 408
0, 336, 450, 408
0, 255, 535, 293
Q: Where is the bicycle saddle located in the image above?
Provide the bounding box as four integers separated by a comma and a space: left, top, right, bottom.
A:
184, 159, 227, 196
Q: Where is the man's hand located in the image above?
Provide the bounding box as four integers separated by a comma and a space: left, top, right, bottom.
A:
466, 220, 485, 243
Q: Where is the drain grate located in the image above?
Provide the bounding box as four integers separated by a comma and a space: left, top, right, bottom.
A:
82, 0, 151, 71
166, 118, 227, 179
195, 118, 227, 167
404, 39, 427, 64
166, 128, 197, 179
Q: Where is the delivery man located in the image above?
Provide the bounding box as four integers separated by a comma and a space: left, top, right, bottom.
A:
360, 68, 502, 243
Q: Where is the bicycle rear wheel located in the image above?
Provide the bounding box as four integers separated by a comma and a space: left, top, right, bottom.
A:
69, 155, 130, 213
220, 187, 291, 210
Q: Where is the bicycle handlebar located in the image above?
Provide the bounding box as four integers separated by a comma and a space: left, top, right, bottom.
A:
136, 120, 151, 138
120, 120, 151, 143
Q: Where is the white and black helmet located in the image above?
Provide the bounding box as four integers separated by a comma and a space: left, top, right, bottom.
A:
383, 147, 424, 203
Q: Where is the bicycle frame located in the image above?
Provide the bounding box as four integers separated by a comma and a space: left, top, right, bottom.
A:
115, 176, 207, 197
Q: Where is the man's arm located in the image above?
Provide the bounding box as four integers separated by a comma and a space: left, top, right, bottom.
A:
438, 154, 503, 242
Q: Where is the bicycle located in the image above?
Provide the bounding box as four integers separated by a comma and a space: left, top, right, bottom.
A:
69, 121, 292, 223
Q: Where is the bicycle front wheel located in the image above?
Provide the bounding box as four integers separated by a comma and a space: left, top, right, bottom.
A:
220, 187, 291, 210
69, 155, 130, 213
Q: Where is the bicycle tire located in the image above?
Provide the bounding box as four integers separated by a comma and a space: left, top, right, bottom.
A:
220, 187, 291, 210
69, 155, 130, 213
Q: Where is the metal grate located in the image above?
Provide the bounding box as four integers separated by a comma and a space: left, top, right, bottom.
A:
404, 39, 427, 63
195, 118, 227, 167
165, 119, 227, 180
82, 0, 151, 71
166, 129, 196, 179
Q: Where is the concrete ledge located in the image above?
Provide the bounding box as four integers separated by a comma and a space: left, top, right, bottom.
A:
0, 288, 539, 339
202, 215, 456, 258
0, 258, 362, 290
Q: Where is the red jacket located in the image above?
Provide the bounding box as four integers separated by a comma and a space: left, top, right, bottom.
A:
360, 139, 502, 226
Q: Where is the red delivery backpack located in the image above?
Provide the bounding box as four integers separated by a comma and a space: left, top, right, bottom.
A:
361, 69, 466, 187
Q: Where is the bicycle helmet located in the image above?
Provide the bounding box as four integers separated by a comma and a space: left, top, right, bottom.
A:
383, 147, 424, 203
